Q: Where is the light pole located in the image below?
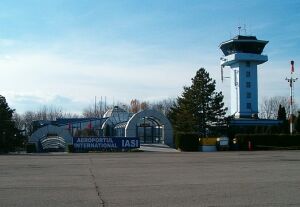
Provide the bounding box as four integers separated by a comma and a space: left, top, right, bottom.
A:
285, 60, 298, 135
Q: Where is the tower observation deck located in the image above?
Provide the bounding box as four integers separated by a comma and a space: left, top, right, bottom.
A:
220, 35, 268, 118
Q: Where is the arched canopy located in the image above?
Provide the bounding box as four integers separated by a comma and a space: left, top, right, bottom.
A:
125, 109, 173, 146
40, 136, 66, 151
29, 125, 73, 152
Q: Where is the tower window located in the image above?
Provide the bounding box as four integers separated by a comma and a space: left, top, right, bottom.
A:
246, 61, 251, 67
247, 103, 252, 110
246, 71, 251, 77
247, 92, 251, 98
246, 82, 251, 88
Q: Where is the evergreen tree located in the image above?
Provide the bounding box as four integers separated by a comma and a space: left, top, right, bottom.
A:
277, 104, 287, 120
295, 111, 300, 133
169, 68, 227, 136
277, 104, 289, 133
0, 95, 19, 152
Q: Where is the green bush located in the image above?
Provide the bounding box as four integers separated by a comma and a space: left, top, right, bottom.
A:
26, 143, 36, 153
175, 133, 199, 151
235, 134, 300, 149
67, 144, 74, 153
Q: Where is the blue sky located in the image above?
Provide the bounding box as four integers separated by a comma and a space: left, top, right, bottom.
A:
0, 0, 299, 114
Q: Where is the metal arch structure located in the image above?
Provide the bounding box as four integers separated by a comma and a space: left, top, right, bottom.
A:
29, 125, 73, 152
125, 109, 173, 147
40, 136, 66, 151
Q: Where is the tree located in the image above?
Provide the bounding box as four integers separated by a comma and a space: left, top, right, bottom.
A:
277, 104, 287, 121
150, 98, 176, 116
140, 101, 149, 110
0, 95, 20, 152
295, 111, 300, 133
130, 99, 141, 113
277, 104, 289, 133
260, 96, 297, 119
169, 68, 227, 136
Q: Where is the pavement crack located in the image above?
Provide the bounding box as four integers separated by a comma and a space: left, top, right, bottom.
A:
89, 158, 105, 207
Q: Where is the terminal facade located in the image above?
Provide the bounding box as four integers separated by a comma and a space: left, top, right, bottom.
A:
29, 107, 173, 152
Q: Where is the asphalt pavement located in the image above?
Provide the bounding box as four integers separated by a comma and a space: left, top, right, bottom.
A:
1, 151, 300, 207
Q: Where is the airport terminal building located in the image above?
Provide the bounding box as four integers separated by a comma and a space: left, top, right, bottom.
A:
29, 107, 173, 152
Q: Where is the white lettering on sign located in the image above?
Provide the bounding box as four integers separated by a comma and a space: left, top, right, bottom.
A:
74, 137, 139, 150
122, 139, 139, 148
76, 137, 114, 143
74, 143, 117, 149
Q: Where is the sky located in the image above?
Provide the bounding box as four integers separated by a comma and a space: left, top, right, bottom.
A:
0, 0, 300, 114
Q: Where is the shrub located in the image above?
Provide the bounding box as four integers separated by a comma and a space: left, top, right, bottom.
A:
235, 134, 300, 149
26, 143, 36, 153
67, 144, 74, 153
175, 133, 199, 151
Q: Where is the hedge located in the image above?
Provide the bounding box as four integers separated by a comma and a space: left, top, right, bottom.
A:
175, 133, 199, 151
235, 134, 300, 149
67, 144, 74, 153
26, 143, 37, 153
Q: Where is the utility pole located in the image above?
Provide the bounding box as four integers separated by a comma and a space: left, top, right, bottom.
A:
286, 60, 298, 135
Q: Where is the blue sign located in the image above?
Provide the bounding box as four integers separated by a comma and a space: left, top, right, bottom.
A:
73, 137, 140, 151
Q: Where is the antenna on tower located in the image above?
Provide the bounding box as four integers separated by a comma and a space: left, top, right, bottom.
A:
249, 24, 252, 35
220, 58, 230, 83
94, 96, 97, 118
100, 96, 103, 118
243, 24, 247, 35
238, 26, 241, 35
221, 66, 224, 82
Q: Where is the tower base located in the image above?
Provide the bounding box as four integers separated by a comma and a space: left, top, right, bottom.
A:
230, 118, 282, 126
233, 112, 259, 119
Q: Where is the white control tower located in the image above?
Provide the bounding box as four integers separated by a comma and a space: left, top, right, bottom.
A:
220, 35, 268, 118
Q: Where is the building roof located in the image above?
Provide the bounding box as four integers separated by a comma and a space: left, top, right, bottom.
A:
230, 119, 282, 126
219, 35, 268, 56
103, 106, 131, 125
103, 106, 127, 118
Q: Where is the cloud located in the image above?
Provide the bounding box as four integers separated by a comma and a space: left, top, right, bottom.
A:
0, 38, 16, 47
0, 41, 200, 113
3, 92, 86, 114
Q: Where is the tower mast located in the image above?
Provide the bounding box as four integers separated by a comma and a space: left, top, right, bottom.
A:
286, 60, 298, 135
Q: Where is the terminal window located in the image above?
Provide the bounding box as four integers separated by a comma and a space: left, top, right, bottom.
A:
246, 82, 251, 88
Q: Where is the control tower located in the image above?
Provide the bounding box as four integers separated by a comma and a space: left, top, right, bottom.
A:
220, 35, 268, 118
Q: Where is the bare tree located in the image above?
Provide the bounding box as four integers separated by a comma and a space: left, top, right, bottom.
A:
150, 98, 176, 116
130, 99, 141, 113
259, 96, 298, 119
14, 106, 79, 136
13, 112, 25, 131
140, 101, 149, 110
115, 101, 130, 112
31, 105, 64, 121
82, 101, 111, 118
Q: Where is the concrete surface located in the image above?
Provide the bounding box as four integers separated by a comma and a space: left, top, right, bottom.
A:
1, 151, 300, 207
140, 144, 179, 152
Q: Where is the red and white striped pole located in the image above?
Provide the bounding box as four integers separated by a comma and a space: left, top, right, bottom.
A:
286, 61, 298, 135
